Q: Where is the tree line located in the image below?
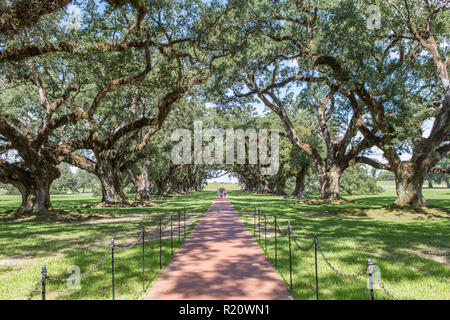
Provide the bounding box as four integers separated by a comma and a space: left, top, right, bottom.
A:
0, 0, 448, 214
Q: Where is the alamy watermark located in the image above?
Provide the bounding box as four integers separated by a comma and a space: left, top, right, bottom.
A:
171, 121, 280, 175
67, 265, 81, 289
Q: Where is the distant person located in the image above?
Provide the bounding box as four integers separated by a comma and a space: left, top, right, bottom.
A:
223, 188, 227, 198
216, 189, 220, 199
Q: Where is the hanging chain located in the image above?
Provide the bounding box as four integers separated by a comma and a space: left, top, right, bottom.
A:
316, 241, 367, 278
115, 231, 143, 250
373, 269, 396, 300
27, 279, 42, 300
47, 246, 113, 282
288, 224, 315, 252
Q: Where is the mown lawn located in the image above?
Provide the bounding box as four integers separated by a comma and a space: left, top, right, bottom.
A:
1, 189, 449, 300
229, 188, 450, 300
0, 192, 213, 300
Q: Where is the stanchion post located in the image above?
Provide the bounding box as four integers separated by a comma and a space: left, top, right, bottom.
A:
264, 213, 267, 253
288, 221, 292, 290
178, 211, 181, 243
41, 265, 46, 300
314, 234, 319, 300
274, 216, 277, 267
258, 209, 261, 243
253, 208, 256, 237
184, 207, 186, 237
367, 259, 375, 300
170, 214, 173, 256
159, 218, 162, 269
142, 225, 145, 293
111, 239, 115, 300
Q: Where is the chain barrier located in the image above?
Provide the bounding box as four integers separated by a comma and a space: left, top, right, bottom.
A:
373, 269, 396, 300
292, 234, 315, 252
288, 223, 315, 252
251, 207, 399, 300
143, 227, 160, 241
27, 279, 42, 300
115, 231, 143, 250
47, 246, 113, 282
315, 241, 368, 279
26, 207, 195, 300
275, 221, 288, 236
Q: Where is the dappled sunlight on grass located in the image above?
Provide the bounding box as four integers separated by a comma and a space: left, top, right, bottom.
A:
230, 190, 450, 300
0, 192, 210, 300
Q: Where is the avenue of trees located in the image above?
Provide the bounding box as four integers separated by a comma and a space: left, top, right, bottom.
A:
0, 0, 448, 215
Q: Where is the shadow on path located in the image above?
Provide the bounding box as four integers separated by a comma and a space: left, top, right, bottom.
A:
144, 199, 292, 300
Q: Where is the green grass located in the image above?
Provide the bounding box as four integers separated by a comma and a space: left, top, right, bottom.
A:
0, 192, 214, 216
229, 189, 450, 300
1, 189, 449, 300
377, 180, 448, 188
0, 192, 212, 300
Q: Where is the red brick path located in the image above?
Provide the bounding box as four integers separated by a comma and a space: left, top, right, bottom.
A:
144, 199, 292, 300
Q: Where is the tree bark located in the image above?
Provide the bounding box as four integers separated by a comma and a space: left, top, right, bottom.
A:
97, 155, 127, 203
273, 177, 287, 195
136, 158, 151, 201
393, 162, 427, 206
17, 178, 52, 214
292, 166, 308, 198
318, 166, 342, 200
0, 162, 60, 214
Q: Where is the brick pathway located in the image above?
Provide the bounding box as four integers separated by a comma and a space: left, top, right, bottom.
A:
144, 199, 292, 300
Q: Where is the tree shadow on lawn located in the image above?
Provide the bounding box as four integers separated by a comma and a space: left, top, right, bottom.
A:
43, 240, 176, 300
0, 216, 164, 260
236, 194, 450, 299
253, 228, 449, 300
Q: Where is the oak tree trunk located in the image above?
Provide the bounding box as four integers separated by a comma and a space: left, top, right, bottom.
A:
136, 159, 151, 201
97, 156, 127, 203
5, 164, 61, 215
273, 177, 287, 195
292, 166, 308, 198
319, 166, 341, 200
393, 162, 427, 206
17, 178, 53, 214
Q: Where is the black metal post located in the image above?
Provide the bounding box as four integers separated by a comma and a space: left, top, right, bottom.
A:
253, 208, 256, 237
159, 218, 162, 269
264, 213, 267, 253
274, 216, 277, 267
184, 207, 186, 237
41, 265, 46, 300
258, 209, 261, 243
314, 234, 319, 300
170, 214, 173, 256
142, 225, 145, 293
367, 259, 375, 300
288, 221, 292, 290
111, 239, 115, 300
178, 211, 181, 243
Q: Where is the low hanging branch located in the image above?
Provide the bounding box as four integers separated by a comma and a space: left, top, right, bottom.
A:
0, 0, 148, 35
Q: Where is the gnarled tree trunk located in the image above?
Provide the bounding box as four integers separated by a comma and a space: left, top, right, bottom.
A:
97, 155, 127, 203
0, 162, 60, 214
17, 178, 52, 214
318, 166, 342, 200
273, 177, 287, 195
292, 166, 308, 198
136, 159, 151, 201
393, 162, 427, 206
